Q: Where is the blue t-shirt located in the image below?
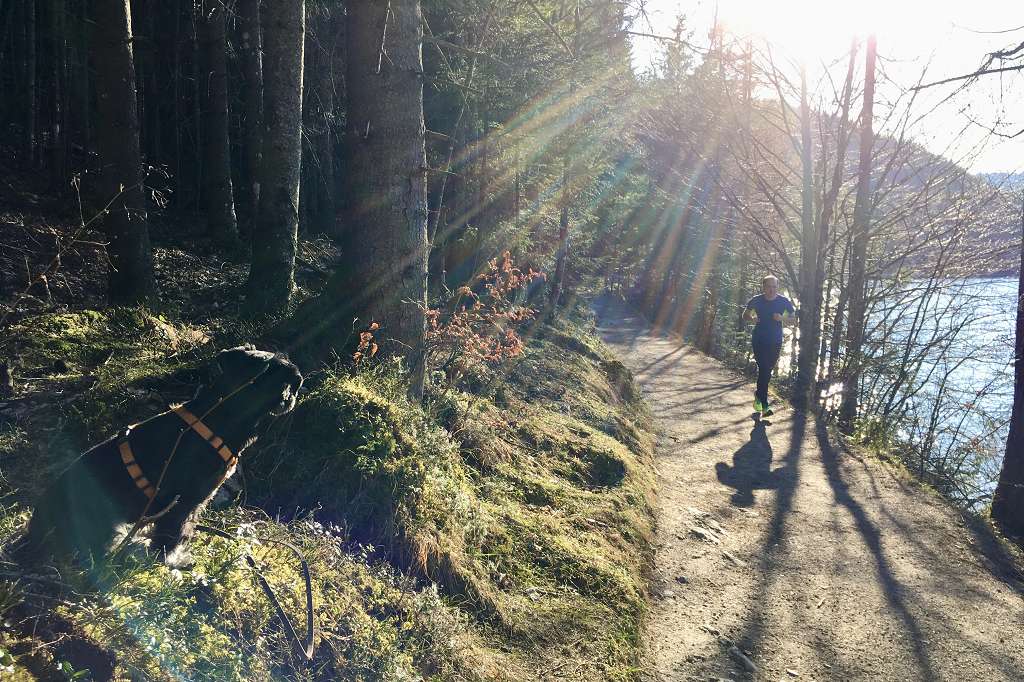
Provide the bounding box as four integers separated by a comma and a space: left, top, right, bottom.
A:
746, 294, 795, 345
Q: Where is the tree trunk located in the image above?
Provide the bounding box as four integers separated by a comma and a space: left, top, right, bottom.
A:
991, 197, 1024, 536
0, 1, 14, 63
25, 0, 36, 162
286, 0, 428, 398
140, 0, 162, 164
828, 233, 851, 379
173, 3, 203, 211
48, 0, 69, 189
671, 179, 718, 338
794, 65, 818, 409
237, 0, 263, 234
244, 0, 304, 316
839, 34, 877, 432
199, 0, 238, 246
733, 242, 750, 340
300, 1, 338, 238
816, 42, 858, 381
548, 2, 581, 315
698, 208, 730, 354
74, 0, 92, 151
92, 0, 155, 304
550, 154, 571, 311
341, 0, 427, 393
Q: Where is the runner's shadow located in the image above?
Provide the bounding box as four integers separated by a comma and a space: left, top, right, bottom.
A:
715, 420, 785, 507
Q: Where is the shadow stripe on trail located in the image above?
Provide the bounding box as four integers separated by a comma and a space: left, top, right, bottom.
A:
814, 419, 938, 681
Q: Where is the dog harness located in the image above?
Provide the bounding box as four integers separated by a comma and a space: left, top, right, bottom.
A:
119, 405, 239, 501
119, 434, 157, 500
171, 405, 239, 469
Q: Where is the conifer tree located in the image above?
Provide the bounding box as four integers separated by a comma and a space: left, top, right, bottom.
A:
245, 0, 304, 316
93, 0, 155, 303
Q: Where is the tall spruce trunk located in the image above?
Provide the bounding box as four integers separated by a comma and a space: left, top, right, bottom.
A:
140, 1, 162, 164
25, 0, 36, 162
200, 0, 238, 246
794, 66, 818, 409
244, 0, 304, 316
991, 198, 1024, 536
172, 3, 203, 210
237, 0, 263, 233
48, 0, 69, 189
287, 0, 428, 397
0, 1, 14, 66
92, 0, 155, 303
300, 1, 338, 238
839, 35, 877, 432
74, 0, 92, 152
342, 0, 428, 394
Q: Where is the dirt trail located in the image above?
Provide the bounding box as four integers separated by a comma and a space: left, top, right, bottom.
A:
594, 296, 1024, 682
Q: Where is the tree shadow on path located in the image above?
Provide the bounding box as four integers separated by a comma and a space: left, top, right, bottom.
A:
815, 419, 938, 681
715, 420, 791, 507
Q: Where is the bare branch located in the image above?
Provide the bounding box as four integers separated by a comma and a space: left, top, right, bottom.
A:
911, 63, 1024, 91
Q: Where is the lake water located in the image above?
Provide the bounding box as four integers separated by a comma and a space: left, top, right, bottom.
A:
868, 276, 1018, 502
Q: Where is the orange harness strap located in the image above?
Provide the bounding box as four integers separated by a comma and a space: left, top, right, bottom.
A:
171, 404, 238, 468
119, 406, 239, 501
119, 436, 156, 500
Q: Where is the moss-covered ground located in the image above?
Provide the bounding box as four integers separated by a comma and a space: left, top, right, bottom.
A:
0, 223, 656, 680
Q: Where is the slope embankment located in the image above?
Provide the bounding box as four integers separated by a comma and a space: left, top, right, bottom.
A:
594, 295, 1024, 682
0, 257, 657, 680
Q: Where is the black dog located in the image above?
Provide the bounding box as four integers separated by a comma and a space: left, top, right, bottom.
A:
24, 345, 302, 567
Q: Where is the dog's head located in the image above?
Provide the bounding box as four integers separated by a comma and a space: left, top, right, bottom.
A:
207, 345, 303, 420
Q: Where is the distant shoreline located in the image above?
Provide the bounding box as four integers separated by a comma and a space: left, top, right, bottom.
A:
971, 270, 1019, 280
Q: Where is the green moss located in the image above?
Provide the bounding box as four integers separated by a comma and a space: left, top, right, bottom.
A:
33, 508, 480, 681
0, 304, 656, 680
247, 372, 482, 555
3, 308, 212, 440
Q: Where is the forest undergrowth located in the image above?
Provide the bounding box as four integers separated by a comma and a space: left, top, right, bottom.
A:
0, 193, 656, 680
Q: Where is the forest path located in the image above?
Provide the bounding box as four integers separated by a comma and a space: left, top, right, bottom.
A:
593, 295, 1024, 682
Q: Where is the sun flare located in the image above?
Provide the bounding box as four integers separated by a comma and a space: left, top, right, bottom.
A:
711, 0, 942, 62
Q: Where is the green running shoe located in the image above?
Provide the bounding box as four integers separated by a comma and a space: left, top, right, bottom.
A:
762, 406, 774, 418
753, 399, 765, 413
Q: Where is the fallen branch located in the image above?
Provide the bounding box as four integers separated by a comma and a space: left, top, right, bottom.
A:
196, 524, 316, 663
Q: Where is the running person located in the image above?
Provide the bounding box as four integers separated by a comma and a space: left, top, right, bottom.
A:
742, 275, 796, 418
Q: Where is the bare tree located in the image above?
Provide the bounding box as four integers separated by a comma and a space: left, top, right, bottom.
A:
839, 33, 878, 431
794, 64, 817, 407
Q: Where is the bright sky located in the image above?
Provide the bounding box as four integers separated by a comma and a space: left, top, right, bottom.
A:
631, 0, 1024, 174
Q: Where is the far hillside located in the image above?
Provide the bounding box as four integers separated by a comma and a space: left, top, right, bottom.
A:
982, 171, 1024, 192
